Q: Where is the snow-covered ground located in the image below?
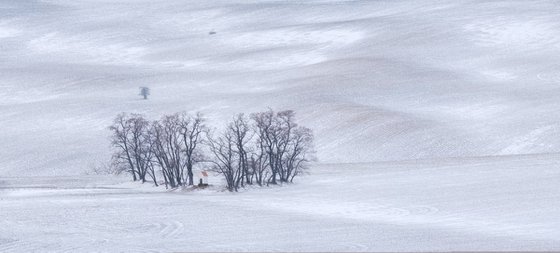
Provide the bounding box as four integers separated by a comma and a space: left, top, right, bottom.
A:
2, 154, 560, 252
1, 0, 560, 251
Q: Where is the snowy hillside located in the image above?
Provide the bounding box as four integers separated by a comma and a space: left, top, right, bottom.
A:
2, 0, 560, 251
2, 0, 560, 175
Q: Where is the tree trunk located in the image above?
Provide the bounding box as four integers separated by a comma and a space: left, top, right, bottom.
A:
187, 170, 194, 186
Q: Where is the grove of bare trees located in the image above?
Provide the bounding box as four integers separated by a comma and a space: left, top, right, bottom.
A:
109, 109, 315, 192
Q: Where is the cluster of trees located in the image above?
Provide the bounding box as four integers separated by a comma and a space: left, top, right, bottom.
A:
109, 109, 315, 191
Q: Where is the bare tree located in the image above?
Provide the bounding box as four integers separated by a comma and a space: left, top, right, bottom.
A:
143, 127, 158, 186
206, 127, 242, 192
250, 109, 314, 184
177, 112, 206, 186
228, 114, 252, 186
128, 114, 152, 183
274, 110, 295, 183
109, 113, 153, 183
250, 109, 292, 184
109, 113, 139, 181
139, 87, 150, 100
149, 114, 186, 188
251, 109, 278, 184
108, 109, 314, 190
249, 141, 269, 186
284, 126, 314, 182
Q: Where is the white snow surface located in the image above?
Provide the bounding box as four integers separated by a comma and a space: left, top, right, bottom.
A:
2, 155, 560, 251
1, 0, 560, 251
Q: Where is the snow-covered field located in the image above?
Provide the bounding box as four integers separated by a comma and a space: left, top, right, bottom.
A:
2, 155, 560, 251
1, 0, 560, 251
